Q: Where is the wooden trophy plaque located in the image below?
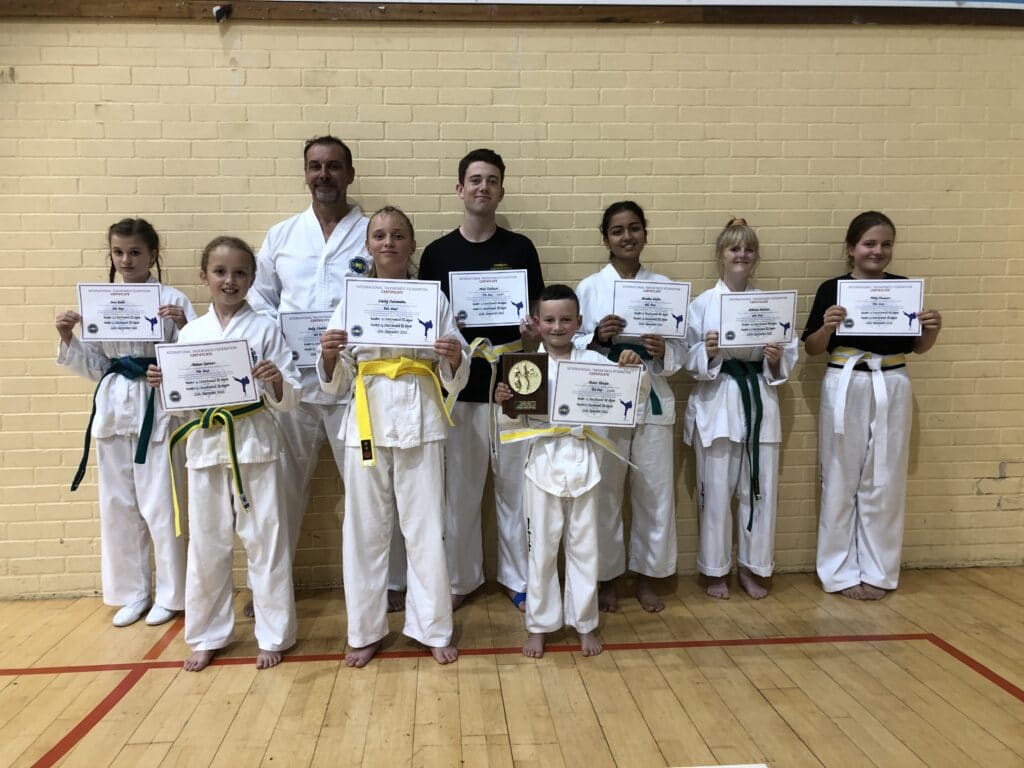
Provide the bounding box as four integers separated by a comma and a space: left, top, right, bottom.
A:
501, 352, 548, 417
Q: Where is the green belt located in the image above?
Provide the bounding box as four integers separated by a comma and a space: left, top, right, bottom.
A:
722, 359, 763, 532
167, 399, 265, 537
608, 343, 662, 416
71, 356, 157, 492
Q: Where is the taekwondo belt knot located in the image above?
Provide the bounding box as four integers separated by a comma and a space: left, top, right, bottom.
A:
444, 337, 524, 460
499, 423, 637, 469
722, 358, 764, 531
71, 355, 158, 492
356, 356, 452, 468
168, 399, 266, 536
828, 346, 907, 488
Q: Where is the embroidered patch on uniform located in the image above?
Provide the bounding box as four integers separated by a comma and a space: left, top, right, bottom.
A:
349, 256, 369, 274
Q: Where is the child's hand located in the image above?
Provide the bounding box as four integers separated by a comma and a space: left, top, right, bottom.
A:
519, 315, 542, 350
594, 314, 626, 345
252, 359, 284, 400
763, 343, 782, 365
320, 329, 348, 367
158, 304, 188, 330
494, 382, 513, 404
705, 330, 719, 361
918, 309, 942, 332
822, 305, 847, 334
639, 333, 665, 359
433, 336, 463, 368
617, 349, 643, 366
146, 364, 163, 389
55, 310, 81, 345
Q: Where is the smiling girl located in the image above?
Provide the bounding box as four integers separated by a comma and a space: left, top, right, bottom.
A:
56, 218, 193, 628
319, 207, 469, 667
683, 218, 798, 600
573, 201, 684, 613
802, 211, 941, 600
147, 236, 301, 671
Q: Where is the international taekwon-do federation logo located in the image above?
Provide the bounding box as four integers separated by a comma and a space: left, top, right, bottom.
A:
169, 391, 182, 403
557, 404, 570, 417
725, 330, 736, 341
351, 325, 363, 338
349, 256, 369, 274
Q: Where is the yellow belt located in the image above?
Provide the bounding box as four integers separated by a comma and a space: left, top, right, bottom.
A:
356, 357, 452, 468
168, 399, 266, 537
444, 337, 524, 459
500, 424, 637, 469
828, 346, 907, 487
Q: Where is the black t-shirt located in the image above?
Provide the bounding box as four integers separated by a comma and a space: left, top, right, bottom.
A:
801, 273, 916, 356
419, 227, 545, 402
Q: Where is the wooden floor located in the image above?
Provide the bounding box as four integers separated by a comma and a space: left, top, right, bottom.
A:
1, 568, 1022, 768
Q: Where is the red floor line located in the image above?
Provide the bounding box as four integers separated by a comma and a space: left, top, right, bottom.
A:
0, 632, 935, 676
926, 634, 1024, 704
142, 616, 184, 661
30, 667, 147, 768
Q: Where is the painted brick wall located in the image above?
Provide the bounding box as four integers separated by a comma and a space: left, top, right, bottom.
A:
1, 19, 1022, 597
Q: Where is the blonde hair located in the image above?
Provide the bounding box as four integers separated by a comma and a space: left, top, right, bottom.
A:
714, 217, 760, 279
365, 205, 418, 279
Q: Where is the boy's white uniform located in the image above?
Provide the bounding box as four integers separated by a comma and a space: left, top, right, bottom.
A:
249, 204, 372, 558
319, 291, 469, 650
177, 303, 301, 653
502, 348, 613, 636
57, 278, 193, 611
574, 263, 684, 581
683, 280, 798, 578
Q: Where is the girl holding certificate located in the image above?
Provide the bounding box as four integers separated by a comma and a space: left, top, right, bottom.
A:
56, 218, 194, 628
318, 207, 469, 667
683, 219, 798, 600
802, 211, 942, 600
148, 236, 302, 671
573, 201, 685, 614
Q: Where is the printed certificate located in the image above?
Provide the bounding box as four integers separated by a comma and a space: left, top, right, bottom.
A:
837, 279, 924, 336
280, 310, 333, 367
78, 283, 163, 342
342, 278, 441, 348
611, 280, 691, 338
719, 290, 798, 348
155, 339, 258, 412
550, 360, 643, 427
449, 269, 529, 327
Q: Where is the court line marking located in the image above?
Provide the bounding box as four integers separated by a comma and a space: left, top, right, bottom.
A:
17, 631, 1024, 768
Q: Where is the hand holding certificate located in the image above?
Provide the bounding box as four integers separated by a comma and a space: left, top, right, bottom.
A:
280, 311, 333, 367
551, 360, 643, 427
611, 280, 691, 338
449, 270, 529, 328
155, 339, 259, 411
78, 283, 163, 342
837, 279, 924, 336
719, 290, 798, 348
342, 278, 441, 348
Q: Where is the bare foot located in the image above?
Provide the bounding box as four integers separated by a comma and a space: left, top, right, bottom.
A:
860, 583, 887, 600
579, 630, 603, 657
387, 589, 406, 613
345, 641, 382, 668
634, 575, 665, 612
256, 649, 282, 669
705, 575, 730, 600
738, 567, 768, 599
451, 593, 467, 611
243, 599, 255, 618
522, 632, 546, 658
430, 644, 459, 665
598, 580, 619, 612
504, 587, 527, 613
183, 649, 216, 672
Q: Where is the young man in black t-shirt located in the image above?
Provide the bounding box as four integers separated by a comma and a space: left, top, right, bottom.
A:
418, 149, 544, 611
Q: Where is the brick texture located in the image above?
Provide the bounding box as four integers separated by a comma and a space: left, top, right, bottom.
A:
1, 19, 1022, 598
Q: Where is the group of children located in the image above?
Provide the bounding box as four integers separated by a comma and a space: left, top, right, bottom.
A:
57, 203, 941, 670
